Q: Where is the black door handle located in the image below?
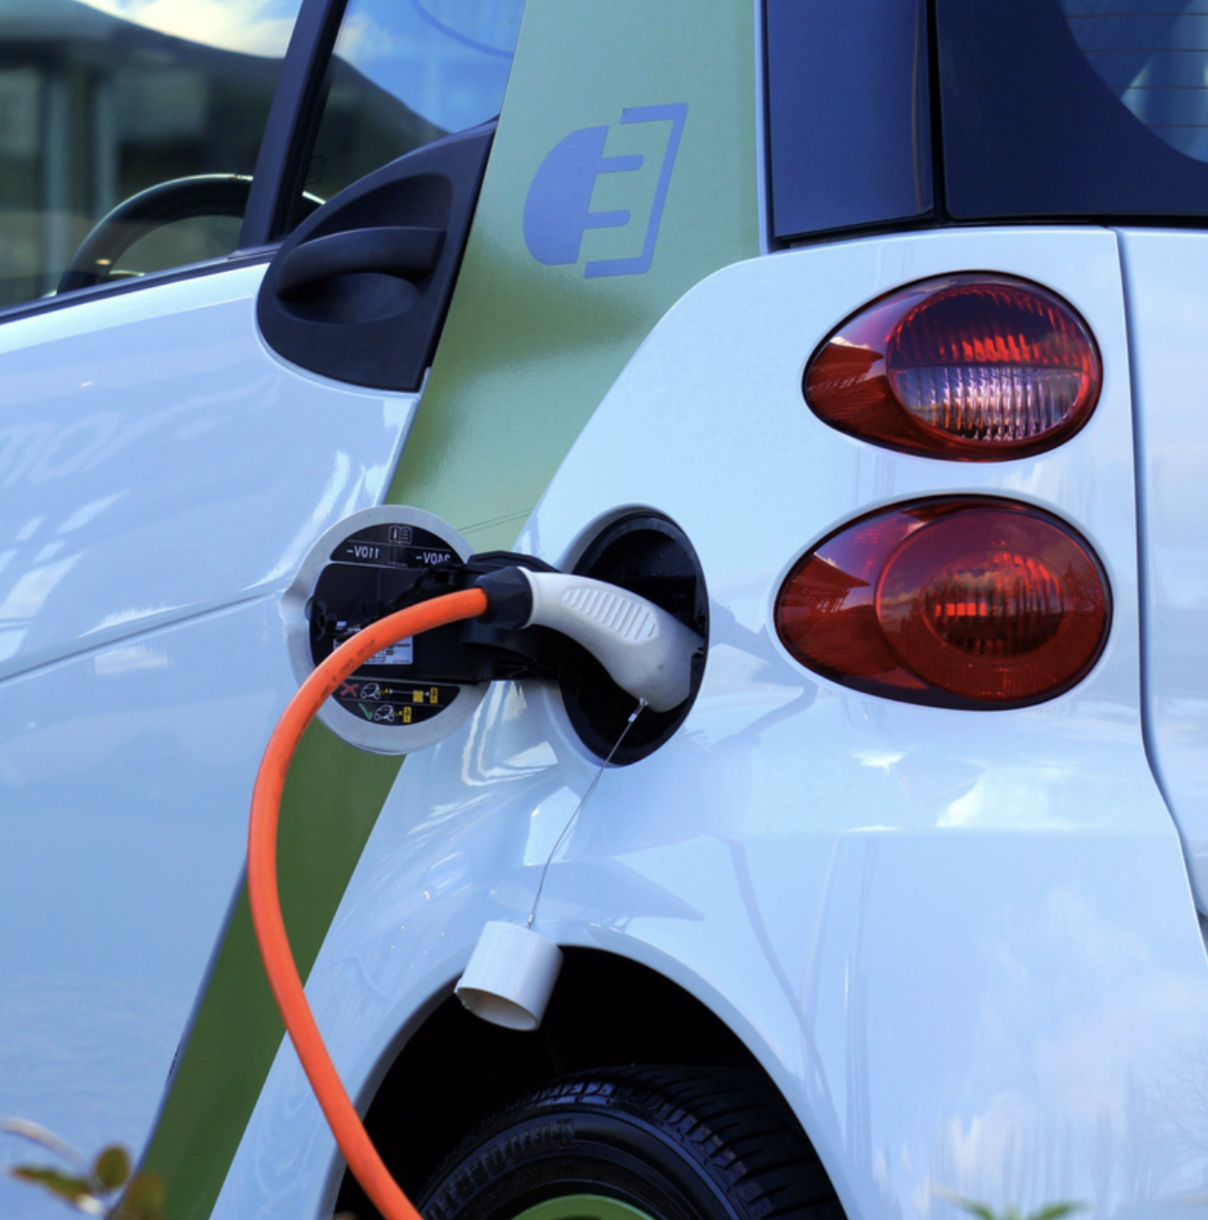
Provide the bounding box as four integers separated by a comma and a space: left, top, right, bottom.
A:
257, 123, 493, 390
275, 225, 445, 298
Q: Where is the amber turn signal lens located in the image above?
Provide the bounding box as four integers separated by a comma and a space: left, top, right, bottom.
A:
804, 275, 1101, 460
775, 498, 1110, 709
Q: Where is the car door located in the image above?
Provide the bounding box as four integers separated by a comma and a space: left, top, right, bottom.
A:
0, 2, 517, 1213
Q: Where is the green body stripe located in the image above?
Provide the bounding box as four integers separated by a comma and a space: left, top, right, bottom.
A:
389, 0, 760, 549
141, 725, 402, 1217
142, 4, 757, 1216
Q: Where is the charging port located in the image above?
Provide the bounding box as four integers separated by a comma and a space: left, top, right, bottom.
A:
285, 505, 706, 757
560, 513, 708, 764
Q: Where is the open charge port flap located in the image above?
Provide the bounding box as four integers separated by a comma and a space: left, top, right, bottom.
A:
559, 512, 708, 765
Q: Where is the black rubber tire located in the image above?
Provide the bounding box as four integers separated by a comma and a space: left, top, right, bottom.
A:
419, 1066, 844, 1220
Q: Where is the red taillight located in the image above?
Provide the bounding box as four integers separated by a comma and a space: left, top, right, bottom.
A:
775, 499, 1110, 709
804, 275, 1101, 460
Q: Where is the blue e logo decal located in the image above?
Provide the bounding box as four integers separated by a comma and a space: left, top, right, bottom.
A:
523, 103, 687, 278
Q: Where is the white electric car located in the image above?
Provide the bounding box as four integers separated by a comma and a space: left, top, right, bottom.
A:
2, 2, 1208, 1219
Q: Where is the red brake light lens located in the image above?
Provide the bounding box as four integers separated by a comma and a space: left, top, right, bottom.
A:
775, 498, 1110, 709
804, 275, 1101, 460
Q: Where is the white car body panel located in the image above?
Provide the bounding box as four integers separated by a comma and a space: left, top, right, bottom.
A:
0, 264, 414, 1217
0, 265, 414, 679
1116, 228, 1208, 910
216, 228, 1208, 1220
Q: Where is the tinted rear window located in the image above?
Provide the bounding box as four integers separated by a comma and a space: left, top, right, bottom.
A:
766, 0, 932, 242
938, 0, 1208, 220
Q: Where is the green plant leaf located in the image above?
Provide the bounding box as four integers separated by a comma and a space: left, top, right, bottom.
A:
116, 1170, 167, 1220
934, 1188, 997, 1220
8, 1164, 102, 1210
93, 1145, 130, 1190
932, 1187, 1089, 1220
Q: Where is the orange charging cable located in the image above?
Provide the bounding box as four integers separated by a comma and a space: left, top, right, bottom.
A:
248, 587, 489, 1220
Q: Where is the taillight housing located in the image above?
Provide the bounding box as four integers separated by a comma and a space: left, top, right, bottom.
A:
804, 275, 1101, 460
775, 498, 1110, 709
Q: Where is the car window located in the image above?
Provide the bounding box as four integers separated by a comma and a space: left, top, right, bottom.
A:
937, 0, 1208, 220
765, 0, 931, 244
286, 0, 524, 226
0, 0, 304, 309
1064, 0, 1208, 162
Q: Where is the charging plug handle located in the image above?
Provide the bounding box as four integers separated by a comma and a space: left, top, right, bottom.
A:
477, 568, 702, 713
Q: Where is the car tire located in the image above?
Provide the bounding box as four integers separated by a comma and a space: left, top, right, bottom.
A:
419, 1066, 844, 1220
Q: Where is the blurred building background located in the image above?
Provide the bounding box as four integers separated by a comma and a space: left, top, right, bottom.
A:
0, 0, 453, 308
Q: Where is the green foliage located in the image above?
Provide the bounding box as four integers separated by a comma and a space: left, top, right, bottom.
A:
937, 1188, 1088, 1220
120, 1171, 168, 1220
94, 1147, 131, 1192
10, 1165, 99, 1208
3, 1117, 363, 1220
2, 1120, 164, 1219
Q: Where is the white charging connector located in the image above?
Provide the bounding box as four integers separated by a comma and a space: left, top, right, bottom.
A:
512, 570, 702, 713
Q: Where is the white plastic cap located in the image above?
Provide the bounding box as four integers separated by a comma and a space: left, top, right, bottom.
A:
455, 921, 564, 1031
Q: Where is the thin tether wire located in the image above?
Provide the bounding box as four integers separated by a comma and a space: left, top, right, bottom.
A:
527, 697, 647, 927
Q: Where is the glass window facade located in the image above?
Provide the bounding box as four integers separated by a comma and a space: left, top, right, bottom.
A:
0, 0, 303, 308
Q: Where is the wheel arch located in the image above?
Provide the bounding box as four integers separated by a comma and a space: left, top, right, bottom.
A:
334, 945, 844, 1219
